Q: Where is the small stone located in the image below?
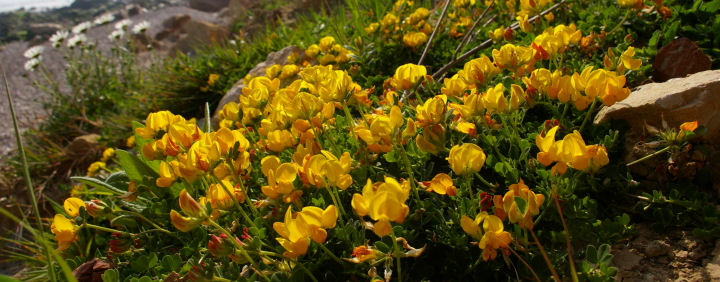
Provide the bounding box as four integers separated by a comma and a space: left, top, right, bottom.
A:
613, 249, 643, 271
653, 37, 712, 82
645, 240, 671, 257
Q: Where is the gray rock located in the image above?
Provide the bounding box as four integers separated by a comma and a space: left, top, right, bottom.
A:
645, 240, 671, 257
594, 69, 720, 142
189, 0, 230, 12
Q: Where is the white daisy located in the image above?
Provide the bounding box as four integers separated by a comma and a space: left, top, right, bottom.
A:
49, 30, 69, 48
108, 29, 125, 41
94, 13, 115, 25
115, 19, 133, 30
72, 21, 93, 34
67, 34, 88, 48
23, 46, 44, 59
24, 58, 41, 71
131, 21, 150, 34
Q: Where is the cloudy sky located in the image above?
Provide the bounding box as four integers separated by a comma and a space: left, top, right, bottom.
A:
0, 0, 73, 12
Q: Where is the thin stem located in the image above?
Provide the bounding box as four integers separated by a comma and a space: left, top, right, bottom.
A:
2, 67, 57, 282
116, 211, 173, 234
608, 9, 631, 35
579, 99, 598, 133
508, 248, 542, 282
417, 0, 451, 66
208, 220, 270, 282
398, 144, 422, 206
529, 228, 561, 282
390, 228, 402, 281
552, 186, 578, 282
324, 185, 346, 226
318, 242, 343, 264
83, 223, 130, 235
227, 161, 260, 217
626, 146, 672, 167
453, 0, 495, 60
213, 175, 258, 229
432, 0, 567, 80
473, 172, 495, 189
294, 260, 319, 282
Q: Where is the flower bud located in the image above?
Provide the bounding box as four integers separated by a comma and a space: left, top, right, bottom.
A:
179, 189, 207, 218
208, 234, 234, 257
86, 199, 111, 218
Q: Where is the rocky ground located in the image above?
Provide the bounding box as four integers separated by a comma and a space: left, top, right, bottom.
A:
0, 5, 217, 160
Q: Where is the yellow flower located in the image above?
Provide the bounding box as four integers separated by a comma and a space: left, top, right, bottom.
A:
460, 212, 511, 261
261, 156, 302, 203
489, 27, 505, 42
569, 144, 609, 173
51, 214, 78, 250
63, 197, 85, 217
347, 244, 383, 263
447, 143, 486, 175
351, 178, 410, 237
305, 44, 321, 58
619, 46, 642, 72
425, 173, 457, 196
481, 83, 508, 114
279, 64, 300, 79
391, 63, 427, 91
206, 179, 244, 210
170, 189, 208, 232
402, 31, 428, 48
441, 74, 469, 98
492, 44, 535, 71
207, 73, 220, 87
156, 161, 177, 187
87, 161, 106, 177
265, 129, 296, 152
502, 180, 544, 229
618, 0, 643, 9
319, 36, 335, 51
415, 95, 447, 126
265, 64, 282, 79
100, 148, 115, 162
125, 135, 135, 148
517, 14, 531, 33
509, 84, 526, 110
680, 121, 698, 132
273, 205, 337, 259
459, 55, 499, 87
365, 22, 379, 34
381, 13, 399, 28
354, 106, 404, 153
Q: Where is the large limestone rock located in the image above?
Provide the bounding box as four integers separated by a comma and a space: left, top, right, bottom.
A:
213, 45, 305, 117
594, 70, 720, 141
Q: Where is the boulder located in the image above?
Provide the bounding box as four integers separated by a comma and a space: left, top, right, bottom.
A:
653, 37, 711, 82
212, 45, 306, 118
594, 69, 720, 142
156, 14, 191, 42
188, 0, 230, 12
168, 19, 229, 55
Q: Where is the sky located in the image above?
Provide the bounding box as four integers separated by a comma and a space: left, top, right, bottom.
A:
0, 0, 74, 12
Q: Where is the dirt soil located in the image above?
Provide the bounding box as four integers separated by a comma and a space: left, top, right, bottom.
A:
612, 223, 720, 281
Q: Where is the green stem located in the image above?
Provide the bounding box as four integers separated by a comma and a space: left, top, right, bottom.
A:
317, 243, 343, 264
116, 211, 173, 235
398, 144, 422, 206
324, 185, 346, 226
227, 161, 260, 218
473, 172, 494, 189
529, 228, 561, 282
213, 175, 258, 229
390, 229, 402, 282
83, 223, 130, 235
626, 146, 672, 167
294, 260, 319, 282
552, 186, 578, 282
208, 220, 270, 282
2, 68, 58, 282
608, 9, 631, 35
579, 99, 598, 133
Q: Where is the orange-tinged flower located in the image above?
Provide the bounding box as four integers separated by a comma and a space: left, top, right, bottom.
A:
415, 95, 447, 126
156, 161, 177, 187
516, 14, 531, 33
460, 212, 511, 261
680, 121, 698, 132
502, 180, 544, 229
447, 143, 486, 175
489, 27, 505, 42
179, 189, 207, 218
63, 197, 85, 217
425, 173, 457, 196
207, 179, 244, 210
273, 205, 337, 259
347, 244, 382, 263
459, 55, 499, 87
170, 210, 203, 232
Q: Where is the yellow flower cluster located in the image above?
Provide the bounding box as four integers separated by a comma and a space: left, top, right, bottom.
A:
460, 211, 511, 261
273, 205, 338, 259
365, 1, 432, 48
351, 177, 411, 237
305, 36, 354, 66
536, 125, 609, 175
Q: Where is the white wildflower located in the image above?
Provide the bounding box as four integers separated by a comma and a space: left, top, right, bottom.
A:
115, 19, 133, 30
24, 58, 41, 71
72, 21, 93, 34
131, 21, 150, 34
67, 34, 88, 48
23, 46, 44, 59
108, 29, 125, 41
94, 13, 115, 25
49, 30, 69, 48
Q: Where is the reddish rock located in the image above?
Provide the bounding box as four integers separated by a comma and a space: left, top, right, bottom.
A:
653, 37, 711, 82
72, 258, 112, 282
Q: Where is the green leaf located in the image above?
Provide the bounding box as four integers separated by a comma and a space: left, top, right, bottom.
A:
514, 196, 527, 214
374, 241, 390, 253
116, 149, 158, 181
71, 176, 126, 195
585, 244, 598, 264
100, 269, 119, 282
130, 253, 156, 273
0, 275, 19, 282
701, 0, 720, 13
384, 149, 399, 163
